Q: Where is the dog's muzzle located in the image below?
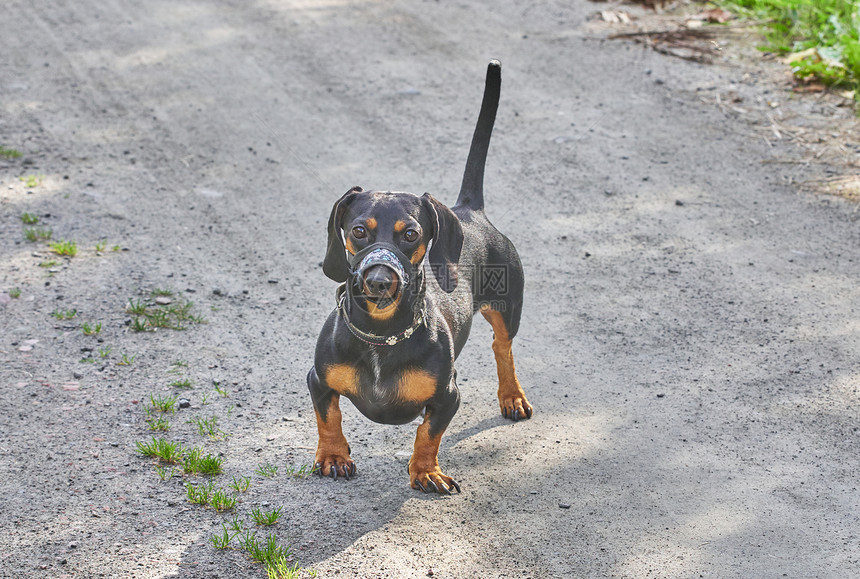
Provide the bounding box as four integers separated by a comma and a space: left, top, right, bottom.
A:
350, 246, 411, 300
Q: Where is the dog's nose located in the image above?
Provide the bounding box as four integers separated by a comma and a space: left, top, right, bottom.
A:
362, 265, 399, 299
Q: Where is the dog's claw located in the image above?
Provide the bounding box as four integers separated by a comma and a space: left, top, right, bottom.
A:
315, 462, 323, 477
450, 479, 461, 493
428, 480, 439, 493
525, 406, 533, 419
513, 409, 520, 421
415, 479, 428, 493
330, 467, 337, 481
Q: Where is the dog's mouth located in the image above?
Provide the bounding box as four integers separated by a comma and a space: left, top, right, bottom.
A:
361, 264, 400, 303
352, 247, 409, 309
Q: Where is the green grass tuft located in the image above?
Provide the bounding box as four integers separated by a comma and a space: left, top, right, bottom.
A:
722, 0, 860, 98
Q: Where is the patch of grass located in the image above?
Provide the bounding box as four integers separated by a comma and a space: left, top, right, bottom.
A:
81, 321, 102, 335
111, 244, 121, 252
51, 308, 77, 320
20, 212, 39, 224
49, 239, 77, 257
19, 174, 43, 188
284, 464, 316, 479
170, 378, 193, 389
167, 359, 188, 375
211, 524, 235, 549
98, 347, 112, 358
266, 558, 304, 579
227, 514, 246, 533
148, 393, 177, 413
229, 476, 251, 493
24, 228, 52, 242
136, 437, 184, 464
124, 295, 205, 331
152, 288, 173, 297
117, 353, 136, 366
9, 288, 21, 299
213, 382, 229, 397
146, 415, 170, 431
722, 0, 860, 98
239, 531, 292, 567
183, 447, 224, 476
255, 463, 279, 478
210, 488, 237, 512
94, 240, 106, 252
0, 146, 22, 159
201, 391, 213, 405
190, 415, 226, 439
155, 465, 176, 481
38, 260, 59, 268
186, 480, 215, 505
250, 506, 283, 527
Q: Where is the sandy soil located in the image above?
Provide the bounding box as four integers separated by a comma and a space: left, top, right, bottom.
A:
2, 1, 859, 578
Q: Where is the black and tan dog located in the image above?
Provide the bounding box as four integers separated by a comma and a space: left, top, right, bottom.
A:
307, 61, 532, 494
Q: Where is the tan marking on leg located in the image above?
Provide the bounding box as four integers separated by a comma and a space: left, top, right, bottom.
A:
408, 412, 459, 493
481, 308, 533, 420
324, 363, 359, 396
313, 395, 354, 477
397, 369, 437, 403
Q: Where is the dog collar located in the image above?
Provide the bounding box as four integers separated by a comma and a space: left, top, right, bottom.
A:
335, 284, 426, 347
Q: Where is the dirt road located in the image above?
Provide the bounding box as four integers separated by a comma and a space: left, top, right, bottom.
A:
2, 0, 859, 577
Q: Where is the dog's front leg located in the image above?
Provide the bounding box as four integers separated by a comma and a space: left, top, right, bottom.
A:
408, 380, 461, 494
307, 368, 355, 480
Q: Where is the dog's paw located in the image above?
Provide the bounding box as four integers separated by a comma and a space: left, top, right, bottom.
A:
408, 465, 461, 495
499, 394, 533, 422
314, 451, 356, 481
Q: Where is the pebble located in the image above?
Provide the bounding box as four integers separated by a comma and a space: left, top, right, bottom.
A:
559, 503, 571, 509
73, 372, 83, 379
155, 296, 172, 305
178, 398, 191, 409
212, 287, 224, 296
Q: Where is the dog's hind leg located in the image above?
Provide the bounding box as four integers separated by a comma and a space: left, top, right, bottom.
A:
480, 305, 533, 421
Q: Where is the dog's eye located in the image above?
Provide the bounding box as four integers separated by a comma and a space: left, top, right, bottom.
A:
352, 226, 367, 239
403, 229, 419, 242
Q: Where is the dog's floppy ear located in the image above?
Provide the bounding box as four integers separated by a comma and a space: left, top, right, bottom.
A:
323, 186, 363, 282
422, 193, 464, 293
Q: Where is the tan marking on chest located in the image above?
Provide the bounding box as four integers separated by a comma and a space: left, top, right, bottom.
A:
325, 364, 359, 396
366, 295, 402, 321
398, 369, 438, 403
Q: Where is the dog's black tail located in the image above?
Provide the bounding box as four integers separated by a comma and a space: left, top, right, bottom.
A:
454, 60, 501, 212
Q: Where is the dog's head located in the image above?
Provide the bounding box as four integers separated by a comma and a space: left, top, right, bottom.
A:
323, 187, 464, 315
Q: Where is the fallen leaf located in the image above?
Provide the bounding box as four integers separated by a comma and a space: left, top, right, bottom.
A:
702, 9, 733, 23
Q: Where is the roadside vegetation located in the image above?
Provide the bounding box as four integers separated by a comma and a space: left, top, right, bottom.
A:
721, 0, 860, 101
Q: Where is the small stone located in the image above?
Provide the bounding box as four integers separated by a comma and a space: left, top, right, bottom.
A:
559, 503, 571, 509
68, 541, 78, 549
178, 398, 191, 409
268, 279, 279, 284
73, 372, 83, 380
675, 199, 685, 206
155, 296, 172, 305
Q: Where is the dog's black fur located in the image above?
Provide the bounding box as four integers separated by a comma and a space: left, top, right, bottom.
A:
307, 61, 532, 493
